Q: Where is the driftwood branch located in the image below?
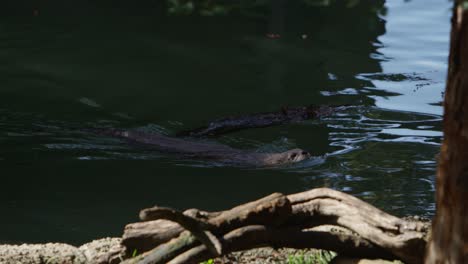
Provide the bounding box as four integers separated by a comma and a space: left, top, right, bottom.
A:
287, 189, 428, 264
139, 207, 222, 256
122, 231, 197, 264
119, 188, 429, 264
176, 105, 347, 137
167, 225, 396, 264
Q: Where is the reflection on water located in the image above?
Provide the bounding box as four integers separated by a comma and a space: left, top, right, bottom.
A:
0, 0, 449, 244
295, 107, 440, 216
363, 0, 449, 115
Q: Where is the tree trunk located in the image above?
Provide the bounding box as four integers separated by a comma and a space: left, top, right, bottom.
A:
425, 1, 468, 263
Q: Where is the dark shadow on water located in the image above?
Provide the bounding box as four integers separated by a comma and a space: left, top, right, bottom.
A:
1, 161, 314, 245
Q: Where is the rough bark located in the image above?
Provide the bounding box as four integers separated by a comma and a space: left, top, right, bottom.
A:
139, 207, 222, 256
121, 188, 429, 264
122, 220, 185, 254
425, 0, 468, 263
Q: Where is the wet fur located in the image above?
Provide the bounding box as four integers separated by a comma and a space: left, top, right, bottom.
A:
93, 128, 310, 167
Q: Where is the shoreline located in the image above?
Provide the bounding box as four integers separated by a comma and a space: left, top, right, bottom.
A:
0, 239, 401, 264
0, 237, 122, 264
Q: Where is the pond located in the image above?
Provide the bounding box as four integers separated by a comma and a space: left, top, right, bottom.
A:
0, 0, 449, 245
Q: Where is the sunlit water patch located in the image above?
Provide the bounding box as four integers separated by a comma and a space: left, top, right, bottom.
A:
362, 0, 450, 115
305, 0, 450, 216
291, 106, 442, 216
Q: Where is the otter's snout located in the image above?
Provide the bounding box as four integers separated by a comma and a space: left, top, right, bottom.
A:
286, 149, 311, 162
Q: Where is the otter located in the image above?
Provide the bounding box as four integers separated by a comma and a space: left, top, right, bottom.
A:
176, 105, 348, 138
93, 128, 311, 167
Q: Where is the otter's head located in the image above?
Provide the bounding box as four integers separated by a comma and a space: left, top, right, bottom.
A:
261, 148, 311, 166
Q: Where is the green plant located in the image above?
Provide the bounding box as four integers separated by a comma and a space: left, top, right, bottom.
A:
200, 259, 214, 264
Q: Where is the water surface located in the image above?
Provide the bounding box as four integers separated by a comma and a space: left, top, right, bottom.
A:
0, 0, 449, 244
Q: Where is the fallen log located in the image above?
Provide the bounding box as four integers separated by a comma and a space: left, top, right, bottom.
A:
139, 207, 222, 256
122, 193, 290, 254
120, 188, 429, 264
176, 105, 348, 138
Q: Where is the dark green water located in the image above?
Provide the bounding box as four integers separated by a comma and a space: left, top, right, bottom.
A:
1, 0, 449, 244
